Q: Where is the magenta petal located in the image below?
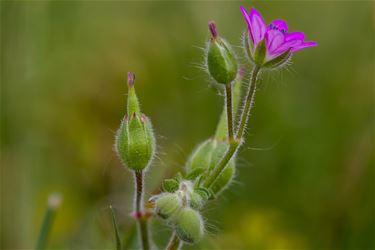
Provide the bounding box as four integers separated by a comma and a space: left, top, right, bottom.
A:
249, 8, 267, 46
269, 19, 288, 32
240, 6, 252, 28
291, 41, 318, 52
240, 5, 255, 44
273, 40, 302, 55
285, 31, 305, 41
265, 30, 285, 55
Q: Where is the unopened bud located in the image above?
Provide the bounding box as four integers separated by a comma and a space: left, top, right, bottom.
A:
175, 207, 204, 244
115, 72, 155, 171
154, 193, 182, 220
186, 139, 215, 172
189, 191, 207, 210
206, 21, 238, 84
210, 160, 235, 195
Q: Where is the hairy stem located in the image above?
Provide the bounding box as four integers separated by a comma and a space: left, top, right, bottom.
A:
236, 65, 261, 140
134, 171, 150, 250
204, 66, 261, 188
225, 83, 234, 141
166, 232, 182, 250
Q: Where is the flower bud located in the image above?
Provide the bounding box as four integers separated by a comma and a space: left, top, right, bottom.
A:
115, 72, 155, 171
186, 139, 215, 172
154, 193, 182, 220
189, 191, 207, 210
210, 160, 235, 195
206, 21, 238, 85
185, 139, 235, 195
175, 207, 204, 244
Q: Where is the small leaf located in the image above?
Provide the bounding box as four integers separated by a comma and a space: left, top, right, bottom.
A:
253, 39, 266, 66
110, 205, 122, 250
263, 49, 291, 69
174, 172, 183, 182
162, 179, 179, 193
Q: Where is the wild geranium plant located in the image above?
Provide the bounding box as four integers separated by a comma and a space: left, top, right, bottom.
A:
113, 6, 316, 250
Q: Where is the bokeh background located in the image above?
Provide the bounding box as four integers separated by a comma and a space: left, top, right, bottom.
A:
1, 1, 374, 249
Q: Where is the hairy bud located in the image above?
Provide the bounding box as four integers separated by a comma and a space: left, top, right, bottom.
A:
186, 139, 235, 195
154, 193, 182, 220
175, 207, 204, 244
206, 21, 238, 84
115, 72, 155, 171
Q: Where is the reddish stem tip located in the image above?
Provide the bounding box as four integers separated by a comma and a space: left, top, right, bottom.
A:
127, 72, 135, 86
208, 21, 218, 39
239, 67, 246, 77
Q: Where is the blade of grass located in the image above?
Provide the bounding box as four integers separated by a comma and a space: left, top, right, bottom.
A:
109, 205, 122, 250
35, 193, 62, 250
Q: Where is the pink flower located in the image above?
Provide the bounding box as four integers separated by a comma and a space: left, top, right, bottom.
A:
240, 6, 317, 66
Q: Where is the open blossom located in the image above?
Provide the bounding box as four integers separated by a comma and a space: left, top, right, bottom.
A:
240, 5, 317, 67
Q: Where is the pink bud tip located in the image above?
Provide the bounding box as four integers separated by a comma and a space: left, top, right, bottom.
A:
127, 72, 135, 86
208, 21, 218, 39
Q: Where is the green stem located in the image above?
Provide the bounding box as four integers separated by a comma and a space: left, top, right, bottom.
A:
225, 83, 234, 141
165, 232, 182, 250
203, 142, 238, 188
236, 66, 261, 140
204, 66, 261, 188
36, 193, 61, 250
134, 171, 150, 250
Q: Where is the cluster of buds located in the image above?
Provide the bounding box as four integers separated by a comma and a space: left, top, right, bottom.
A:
150, 181, 207, 244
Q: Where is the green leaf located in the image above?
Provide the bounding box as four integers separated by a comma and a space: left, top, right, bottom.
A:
253, 39, 266, 66
162, 179, 180, 193
263, 49, 291, 69
194, 187, 211, 201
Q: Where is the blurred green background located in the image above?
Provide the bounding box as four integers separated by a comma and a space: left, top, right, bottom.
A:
1, 1, 374, 249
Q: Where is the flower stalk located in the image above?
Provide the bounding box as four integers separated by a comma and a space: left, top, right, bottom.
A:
166, 232, 181, 250
204, 66, 261, 189
225, 83, 234, 141
134, 171, 150, 250
236, 65, 261, 141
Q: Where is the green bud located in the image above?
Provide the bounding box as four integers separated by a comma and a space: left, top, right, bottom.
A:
185, 138, 236, 195
175, 207, 204, 244
206, 21, 238, 85
189, 191, 207, 210
155, 193, 182, 220
186, 139, 215, 172
115, 72, 156, 171
210, 160, 235, 195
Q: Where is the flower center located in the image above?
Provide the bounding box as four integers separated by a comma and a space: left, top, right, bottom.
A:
269, 23, 286, 33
